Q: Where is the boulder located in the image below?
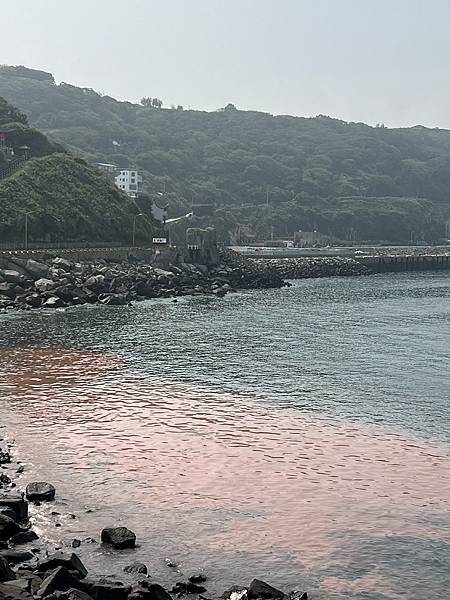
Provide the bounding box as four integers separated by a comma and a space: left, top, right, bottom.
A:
25, 482, 56, 502
38, 552, 88, 579
172, 581, 207, 595
0, 549, 33, 564
43, 296, 67, 309
35, 279, 57, 293
0, 283, 17, 299
248, 580, 284, 600
10, 530, 39, 546
37, 566, 86, 597
128, 582, 172, 600
84, 275, 106, 293
24, 294, 42, 308
91, 581, 131, 600
52, 258, 74, 272
2, 271, 26, 286
0, 514, 21, 541
289, 592, 307, 600
0, 555, 16, 582
0, 508, 16, 521
99, 294, 128, 306
0, 493, 29, 520
123, 562, 148, 575
0, 450, 11, 464
188, 575, 206, 584
100, 527, 136, 549
25, 260, 49, 280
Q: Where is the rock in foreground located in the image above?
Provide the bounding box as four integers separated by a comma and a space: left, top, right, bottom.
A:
101, 527, 136, 549
25, 482, 55, 502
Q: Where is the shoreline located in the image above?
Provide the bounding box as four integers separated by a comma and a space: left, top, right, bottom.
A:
0, 432, 308, 600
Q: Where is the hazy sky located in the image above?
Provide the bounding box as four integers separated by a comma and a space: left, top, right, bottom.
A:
1, 0, 450, 128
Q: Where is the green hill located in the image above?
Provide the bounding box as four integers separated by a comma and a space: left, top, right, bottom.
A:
1, 65, 449, 243
0, 93, 154, 246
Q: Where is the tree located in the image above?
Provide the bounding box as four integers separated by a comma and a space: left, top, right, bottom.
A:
151, 98, 163, 108
140, 97, 152, 107
224, 103, 237, 111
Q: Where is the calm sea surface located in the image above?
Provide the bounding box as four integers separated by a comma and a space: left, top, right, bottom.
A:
0, 271, 449, 599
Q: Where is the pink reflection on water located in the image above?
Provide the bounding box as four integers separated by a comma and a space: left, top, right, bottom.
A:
1, 348, 450, 594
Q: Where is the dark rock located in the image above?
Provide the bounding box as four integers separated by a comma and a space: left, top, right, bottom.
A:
0, 549, 33, 564
0, 283, 17, 299
2, 271, 26, 286
91, 581, 130, 600
52, 258, 74, 272
128, 582, 172, 600
0, 582, 33, 599
26, 482, 56, 502
10, 530, 39, 545
0, 514, 22, 541
71, 540, 81, 549
172, 582, 207, 595
248, 580, 284, 600
37, 566, 86, 597
0, 473, 12, 486
100, 527, 136, 549
38, 552, 88, 579
24, 294, 42, 308
0, 493, 29, 520
123, 562, 148, 575
24, 260, 49, 280
0, 508, 16, 521
0, 451, 11, 465
0, 555, 16, 582
99, 294, 128, 306
188, 576, 206, 585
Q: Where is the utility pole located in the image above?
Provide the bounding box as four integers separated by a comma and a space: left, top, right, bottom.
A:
266, 186, 269, 206
132, 213, 144, 246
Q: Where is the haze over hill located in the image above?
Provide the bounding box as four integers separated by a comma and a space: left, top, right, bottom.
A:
1, 65, 449, 244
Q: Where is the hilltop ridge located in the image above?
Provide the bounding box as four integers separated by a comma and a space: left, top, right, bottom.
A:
1, 65, 449, 242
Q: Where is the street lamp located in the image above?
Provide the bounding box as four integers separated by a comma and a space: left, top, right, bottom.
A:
132, 213, 145, 246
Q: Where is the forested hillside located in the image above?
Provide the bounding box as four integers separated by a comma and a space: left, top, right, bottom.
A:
1, 65, 449, 242
0, 91, 152, 245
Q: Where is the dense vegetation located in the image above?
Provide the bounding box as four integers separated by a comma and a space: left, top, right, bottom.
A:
0, 154, 154, 245
0, 92, 154, 245
1, 65, 449, 243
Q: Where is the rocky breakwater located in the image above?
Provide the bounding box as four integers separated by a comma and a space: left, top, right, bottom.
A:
0, 437, 308, 600
0, 253, 285, 312
253, 257, 370, 279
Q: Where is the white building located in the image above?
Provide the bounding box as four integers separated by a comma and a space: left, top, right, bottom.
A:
114, 169, 143, 197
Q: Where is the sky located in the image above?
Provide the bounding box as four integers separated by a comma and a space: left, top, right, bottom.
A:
1, 0, 450, 128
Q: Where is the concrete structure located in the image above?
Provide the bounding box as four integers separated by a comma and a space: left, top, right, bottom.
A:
115, 169, 143, 197
186, 227, 219, 266
294, 230, 328, 247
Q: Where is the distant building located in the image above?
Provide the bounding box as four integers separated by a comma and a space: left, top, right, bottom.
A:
0, 131, 14, 157
115, 169, 143, 198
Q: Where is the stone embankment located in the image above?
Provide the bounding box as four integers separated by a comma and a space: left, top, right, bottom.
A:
0, 436, 308, 600
0, 251, 285, 312
254, 257, 370, 279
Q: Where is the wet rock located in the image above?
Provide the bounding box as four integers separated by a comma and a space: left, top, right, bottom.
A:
38, 552, 88, 579
52, 258, 74, 272
1, 271, 26, 286
0, 555, 16, 582
10, 530, 39, 545
71, 540, 81, 549
0, 283, 17, 299
0, 549, 33, 564
221, 586, 248, 600
0, 493, 29, 520
24, 293, 42, 308
128, 582, 172, 600
99, 294, 128, 306
188, 575, 207, 585
0, 514, 22, 541
0, 508, 16, 521
0, 450, 11, 465
0, 473, 12, 486
124, 562, 148, 575
91, 581, 131, 600
38, 566, 86, 597
248, 580, 284, 600
26, 482, 56, 502
100, 527, 136, 549
172, 581, 207, 595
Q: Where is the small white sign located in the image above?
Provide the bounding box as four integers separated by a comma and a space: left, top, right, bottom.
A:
153, 237, 168, 244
